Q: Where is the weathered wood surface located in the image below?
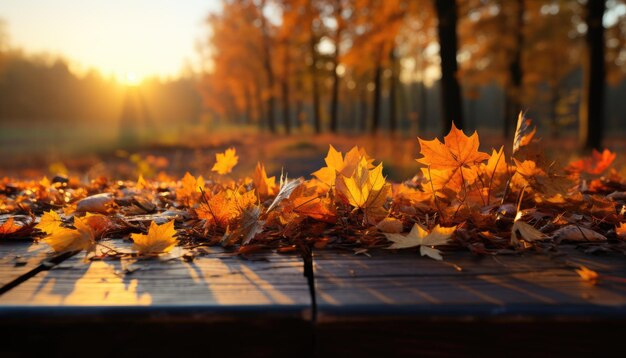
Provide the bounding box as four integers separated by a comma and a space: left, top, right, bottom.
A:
2, 241, 626, 356
0, 241, 51, 287
0, 239, 313, 357
312, 247, 626, 357
313, 246, 626, 319
0, 239, 310, 311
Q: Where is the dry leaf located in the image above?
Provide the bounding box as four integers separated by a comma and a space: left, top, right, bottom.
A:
384, 223, 456, 260
131, 220, 178, 254
376, 217, 403, 233
35, 210, 63, 235
253, 162, 277, 197
44, 217, 95, 253
552, 225, 607, 242
576, 265, 599, 284
211, 147, 239, 175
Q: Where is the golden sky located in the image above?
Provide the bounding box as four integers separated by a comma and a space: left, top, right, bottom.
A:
1, 0, 220, 80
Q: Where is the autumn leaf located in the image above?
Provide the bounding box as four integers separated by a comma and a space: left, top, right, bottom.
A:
576, 266, 599, 285
223, 205, 265, 245
312, 145, 373, 186
44, 217, 95, 253
176, 172, 205, 205
211, 147, 239, 175
417, 123, 489, 196
417, 122, 490, 170
335, 156, 391, 223
512, 112, 537, 155
197, 188, 256, 229
279, 182, 336, 223
567, 149, 616, 175
616, 223, 626, 240
384, 223, 456, 260
376, 217, 403, 233
131, 220, 178, 254
253, 162, 277, 197
266, 175, 303, 213
35, 210, 63, 235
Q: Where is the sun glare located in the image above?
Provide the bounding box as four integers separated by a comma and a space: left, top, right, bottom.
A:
122, 72, 142, 87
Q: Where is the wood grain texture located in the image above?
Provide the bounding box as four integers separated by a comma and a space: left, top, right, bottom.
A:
0, 239, 310, 309
0, 241, 51, 287
313, 246, 626, 320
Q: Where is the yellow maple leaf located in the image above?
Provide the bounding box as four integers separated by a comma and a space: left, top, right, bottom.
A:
131, 220, 178, 254
253, 162, 277, 197
35, 210, 63, 235
211, 147, 239, 175
384, 223, 456, 260
335, 156, 391, 223
44, 217, 95, 253
312, 145, 373, 186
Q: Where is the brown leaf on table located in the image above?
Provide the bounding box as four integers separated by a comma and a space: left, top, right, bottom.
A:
376, 217, 403, 233
76, 193, 114, 214
0, 216, 35, 239
552, 225, 607, 242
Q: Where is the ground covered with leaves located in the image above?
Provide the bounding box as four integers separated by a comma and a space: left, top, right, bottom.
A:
1, 116, 625, 271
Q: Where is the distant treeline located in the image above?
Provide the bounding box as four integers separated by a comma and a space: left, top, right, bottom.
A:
0, 49, 202, 137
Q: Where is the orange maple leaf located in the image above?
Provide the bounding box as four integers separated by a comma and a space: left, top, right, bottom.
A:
253, 162, 277, 197
417, 122, 490, 170
417, 123, 489, 196
211, 147, 239, 175
567, 149, 616, 175
176, 172, 205, 205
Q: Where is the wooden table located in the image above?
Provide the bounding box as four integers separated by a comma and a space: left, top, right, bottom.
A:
1, 239, 625, 357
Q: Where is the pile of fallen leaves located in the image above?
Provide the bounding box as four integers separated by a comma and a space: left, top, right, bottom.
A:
1, 115, 626, 262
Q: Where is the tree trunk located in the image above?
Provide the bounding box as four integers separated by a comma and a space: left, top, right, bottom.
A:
259, 0, 276, 133
294, 76, 303, 130
580, 0, 606, 151
244, 85, 252, 125
388, 46, 398, 133
308, 5, 322, 134
505, 0, 524, 138
371, 46, 384, 134
360, 84, 368, 132
329, 4, 343, 133
435, 0, 464, 134
281, 42, 291, 135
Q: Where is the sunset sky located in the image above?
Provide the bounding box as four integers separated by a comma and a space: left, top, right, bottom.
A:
1, 0, 220, 81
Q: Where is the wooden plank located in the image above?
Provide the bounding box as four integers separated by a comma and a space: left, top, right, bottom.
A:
0, 240, 51, 287
0, 239, 313, 356
313, 246, 626, 318
313, 247, 626, 357
0, 239, 311, 309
